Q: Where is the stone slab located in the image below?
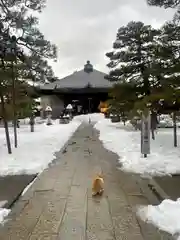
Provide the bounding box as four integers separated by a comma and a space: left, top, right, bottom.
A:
0, 191, 50, 240
30, 198, 66, 236
29, 233, 58, 240
57, 185, 87, 240
87, 194, 115, 240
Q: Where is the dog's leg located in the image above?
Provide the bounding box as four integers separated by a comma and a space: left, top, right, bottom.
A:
92, 191, 98, 197
99, 188, 104, 196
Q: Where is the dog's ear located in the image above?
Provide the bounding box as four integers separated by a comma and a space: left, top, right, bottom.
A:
99, 169, 104, 178
98, 173, 103, 178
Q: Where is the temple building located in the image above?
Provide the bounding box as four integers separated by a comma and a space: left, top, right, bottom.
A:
38, 61, 113, 118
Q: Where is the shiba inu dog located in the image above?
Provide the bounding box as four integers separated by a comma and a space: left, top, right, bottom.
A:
92, 173, 104, 196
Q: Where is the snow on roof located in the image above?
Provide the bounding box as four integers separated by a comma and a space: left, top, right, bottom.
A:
66, 104, 73, 110
45, 106, 52, 111
40, 65, 113, 91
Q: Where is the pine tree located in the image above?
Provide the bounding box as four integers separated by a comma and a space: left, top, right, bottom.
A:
106, 21, 160, 94
0, 0, 57, 153
146, 0, 180, 22
108, 82, 138, 119
106, 21, 161, 132
153, 21, 180, 146
147, 0, 180, 8
21, 54, 56, 84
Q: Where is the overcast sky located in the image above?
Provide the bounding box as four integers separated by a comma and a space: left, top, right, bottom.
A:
38, 0, 175, 78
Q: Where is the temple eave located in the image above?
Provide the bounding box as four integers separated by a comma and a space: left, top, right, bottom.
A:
38, 87, 111, 94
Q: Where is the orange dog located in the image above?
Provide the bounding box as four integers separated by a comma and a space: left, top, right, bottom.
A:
92, 173, 104, 196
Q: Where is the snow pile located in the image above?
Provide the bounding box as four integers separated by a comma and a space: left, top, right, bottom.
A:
0, 201, 7, 208
14, 117, 45, 125
21, 176, 38, 196
94, 119, 180, 176
138, 199, 180, 239
0, 119, 80, 176
0, 208, 10, 225
74, 113, 104, 124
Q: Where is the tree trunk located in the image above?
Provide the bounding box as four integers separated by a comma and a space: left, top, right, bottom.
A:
151, 111, 158, 140
30, 124, 34, 132
11, 61, 17, 148
151, 128, 155, 140
30, 115, 35, 132
0, 93, 12, 154
17, 120, 20, 128
173, 112, 177, 147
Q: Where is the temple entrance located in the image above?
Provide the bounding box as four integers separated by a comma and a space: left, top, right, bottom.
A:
39, 61, 112, 118
62, 92, 108, 114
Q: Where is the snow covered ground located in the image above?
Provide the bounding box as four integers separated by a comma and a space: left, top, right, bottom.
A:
138, 199, 180, 239
74, 113, 105, 124
0, 119, 80, 176
94, 118, 180, 177
0, 201, 10, 225
73, 113, 180, 177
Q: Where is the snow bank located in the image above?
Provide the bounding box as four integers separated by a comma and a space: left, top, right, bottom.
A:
74, 113, 104, 123
0, 201, 7, 208
0, 208, 10, 225
0, 200, 10, 226
138, 199, 180, 239
0, 119, 80, 176
21, 176, 38, 196
94, 118, 180, 176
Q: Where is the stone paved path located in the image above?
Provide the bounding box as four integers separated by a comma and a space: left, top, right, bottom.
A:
0, 124, 173, 239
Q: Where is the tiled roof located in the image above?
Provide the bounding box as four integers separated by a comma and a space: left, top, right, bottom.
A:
40, 68, 112, 90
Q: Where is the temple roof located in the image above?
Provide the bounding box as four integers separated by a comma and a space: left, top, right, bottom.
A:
40, 61, 112, 91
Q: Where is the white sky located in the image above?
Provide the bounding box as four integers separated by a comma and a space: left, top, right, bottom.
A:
38, 0, 175, 78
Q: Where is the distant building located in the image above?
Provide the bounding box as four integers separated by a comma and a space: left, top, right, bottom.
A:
38, 61, 113, 118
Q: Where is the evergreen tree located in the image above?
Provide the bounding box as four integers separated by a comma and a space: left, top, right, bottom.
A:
106, 20, 180, 144
106, 21, 160, 93
108, 82, 139, 119
153, 21, 180, 146
146, 0, 180, 22
106, 21, 160, 120
147, 0, 180, 8
0, 80, 38, 120
0, 0, 57, 153
22, 54, 56, 84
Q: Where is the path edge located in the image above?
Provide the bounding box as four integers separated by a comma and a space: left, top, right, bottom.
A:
1, 122, 82, 225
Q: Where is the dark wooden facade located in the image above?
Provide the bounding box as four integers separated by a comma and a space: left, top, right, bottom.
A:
38, 61, 112, 118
